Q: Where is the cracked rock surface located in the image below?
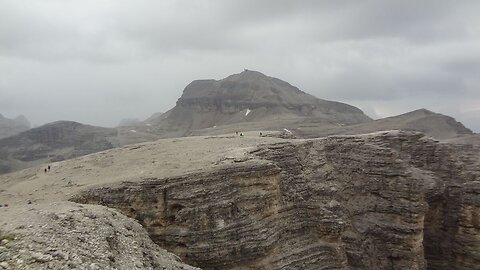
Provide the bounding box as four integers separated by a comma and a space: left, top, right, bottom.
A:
0, 202, 199, 270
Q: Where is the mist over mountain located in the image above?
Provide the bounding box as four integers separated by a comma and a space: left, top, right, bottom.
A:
0, 114, 31, 139
1, 70, 477, 176
117, 118, 142, 127
1, 1, 479, 269
1, 68, 480, 270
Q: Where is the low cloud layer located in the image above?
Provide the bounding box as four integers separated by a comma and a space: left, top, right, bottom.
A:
1, 0, 479, 131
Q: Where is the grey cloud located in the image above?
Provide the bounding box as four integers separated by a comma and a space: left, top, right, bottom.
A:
0, 0, 479, 131
439, 50, 480, 78
320, 1, 469, 42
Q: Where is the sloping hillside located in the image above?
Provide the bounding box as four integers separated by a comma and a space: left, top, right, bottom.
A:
293, 108, 474, 140
0, 121, 117, 174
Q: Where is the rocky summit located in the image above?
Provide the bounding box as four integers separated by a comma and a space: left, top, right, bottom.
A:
1, 130, 478, 269
145, 70, 372, 137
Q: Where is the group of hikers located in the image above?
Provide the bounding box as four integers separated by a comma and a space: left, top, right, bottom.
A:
235, 131, 264, 136
1, 165, 53, 207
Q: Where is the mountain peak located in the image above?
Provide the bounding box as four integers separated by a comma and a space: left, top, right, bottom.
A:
180, 70, 312, 105
408, 108, 435, 115
236, 69, 268, 79
149, 70, 371, 136
13, 115, 31, 127
225, 69, 285, 85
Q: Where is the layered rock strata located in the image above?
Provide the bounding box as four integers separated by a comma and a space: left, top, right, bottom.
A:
72, 131, 480, 270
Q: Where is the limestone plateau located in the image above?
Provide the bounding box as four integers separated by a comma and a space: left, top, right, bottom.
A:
70, 131, 480, 270
0, 70, 479, 270
0, 70, 474, 176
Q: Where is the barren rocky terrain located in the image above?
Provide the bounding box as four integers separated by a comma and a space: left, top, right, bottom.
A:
1, 130, 479, 269
0, 202, 199, 270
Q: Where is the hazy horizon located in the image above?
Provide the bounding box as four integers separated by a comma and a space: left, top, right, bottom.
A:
1, 1, 479, 132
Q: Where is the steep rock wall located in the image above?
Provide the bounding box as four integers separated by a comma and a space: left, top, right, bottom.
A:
72, 132, 479, 269
364, 133, 480, 269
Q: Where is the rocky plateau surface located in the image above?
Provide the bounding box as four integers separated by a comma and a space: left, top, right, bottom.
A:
63, 131, 479, 270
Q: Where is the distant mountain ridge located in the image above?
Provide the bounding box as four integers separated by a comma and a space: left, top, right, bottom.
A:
0, 121, 117, 174
0, 70, 476, 175
293, 108, 474, 139
0, 120, 162, 175
0, 114, 31, 139
363, 109, 473, 138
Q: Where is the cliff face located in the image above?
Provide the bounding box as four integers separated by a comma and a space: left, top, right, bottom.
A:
71, 131, 480, 269
424, 182, 480, 270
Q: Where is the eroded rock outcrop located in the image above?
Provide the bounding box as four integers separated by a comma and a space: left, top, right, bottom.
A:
71, 131, 479, 269
0, 202, 199, 270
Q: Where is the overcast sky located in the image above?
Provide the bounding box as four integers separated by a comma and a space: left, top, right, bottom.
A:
1, 0, 479, 131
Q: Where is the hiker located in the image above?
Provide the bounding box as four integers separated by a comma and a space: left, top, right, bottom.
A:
240, 133, 243, 137
44, 168, 47, 173
260, 132, 263, 136
48, 165, 51, 171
